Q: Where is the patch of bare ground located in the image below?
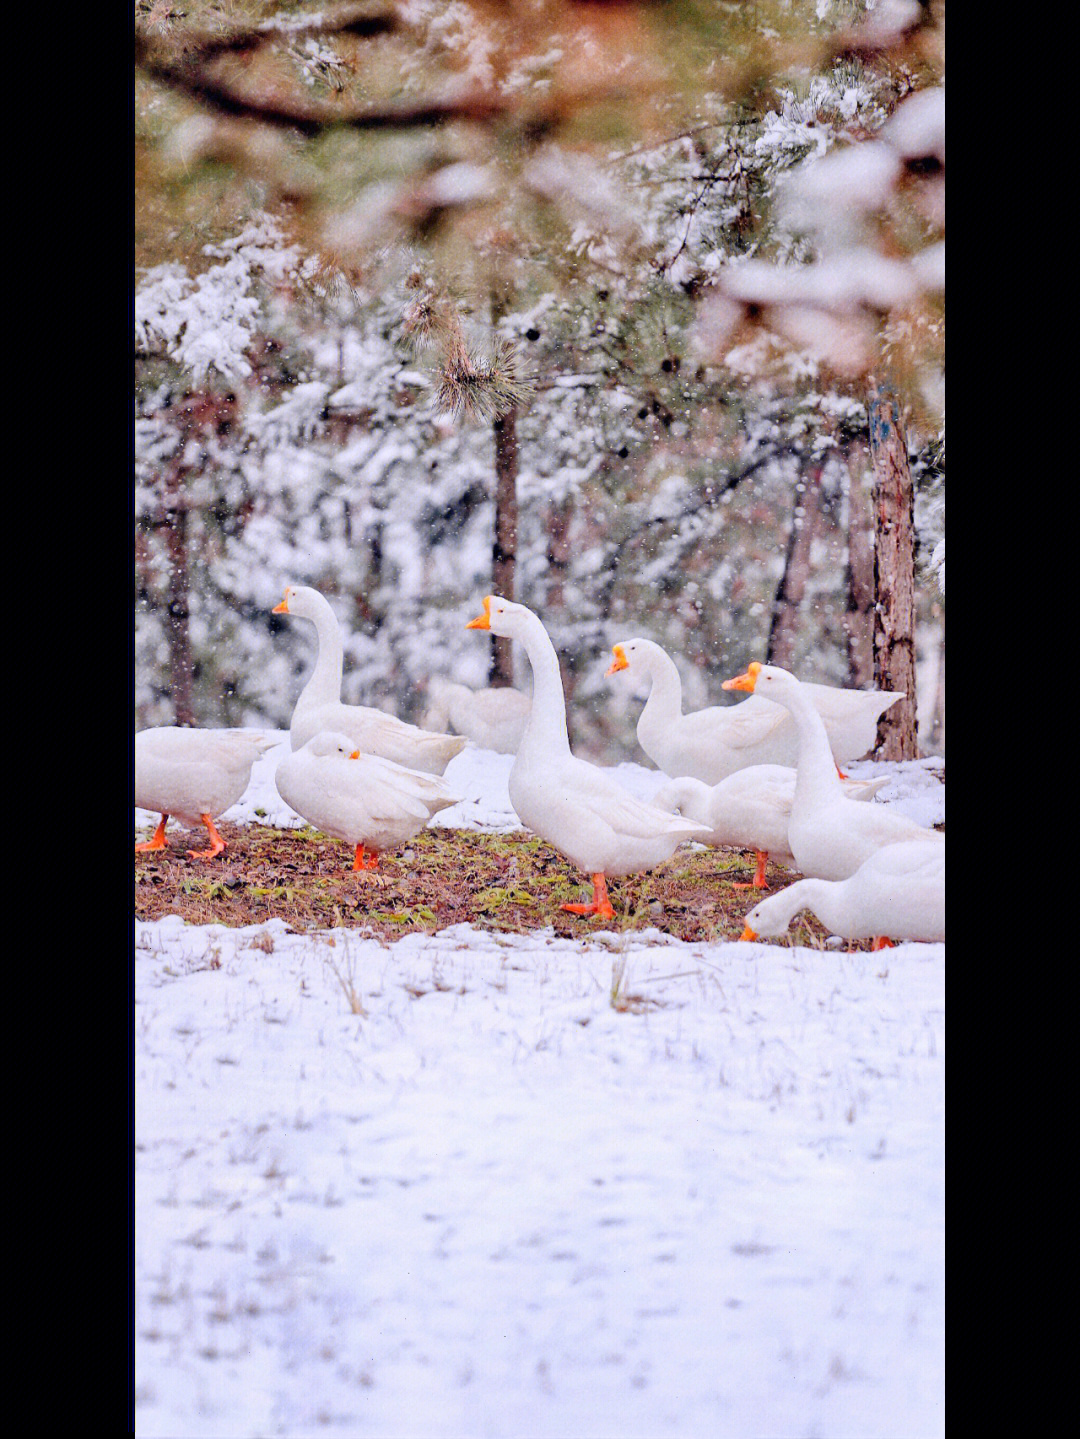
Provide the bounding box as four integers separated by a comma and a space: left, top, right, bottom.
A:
134, 825, 889, 950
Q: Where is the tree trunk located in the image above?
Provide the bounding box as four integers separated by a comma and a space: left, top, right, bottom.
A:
844, 449, 875, 689
544, 495, 579, 741
545, 496, 573, 613
867, 380, 918, 759
490, 406, 518, 687
928, 618, 945, 752
164, 466, 195, 726
767, 461, 822, 670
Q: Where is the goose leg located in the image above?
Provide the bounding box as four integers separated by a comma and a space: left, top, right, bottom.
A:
353, 843, 380, 872
188, 814, 226, 860
871, 935, 896, 951
561, 873, 616, 920
135, 815, 169, 852
733, 850, 770, 890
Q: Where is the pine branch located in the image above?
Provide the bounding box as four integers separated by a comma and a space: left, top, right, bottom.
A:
436, 340, 533, 425
137, 2, 400, 59
136, 14, 645, 139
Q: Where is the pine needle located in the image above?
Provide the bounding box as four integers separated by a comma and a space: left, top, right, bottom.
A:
436, 339, 533, 423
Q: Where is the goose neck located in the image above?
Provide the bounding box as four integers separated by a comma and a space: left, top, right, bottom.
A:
301, 596, 344, 703
515, 615, 571, 758
767, 877, 828, 935
639, 645, 683, 721
775, 680, 843, 806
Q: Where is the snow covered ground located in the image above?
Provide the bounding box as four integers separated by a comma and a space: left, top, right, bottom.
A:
135, 738, 945, 1438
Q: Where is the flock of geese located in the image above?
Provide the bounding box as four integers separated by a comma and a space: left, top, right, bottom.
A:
135, 585, 945, 948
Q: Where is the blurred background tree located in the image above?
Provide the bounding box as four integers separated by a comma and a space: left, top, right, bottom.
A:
135, 0, 944, 760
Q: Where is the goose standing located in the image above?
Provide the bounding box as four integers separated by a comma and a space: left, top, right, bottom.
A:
422, 675, 531, 754
274, 731, 460, 872
739, 839, 945, 947
272, 585, 465, 773
466, 596, 711, 920
653, 765, 889, 889
608, 638, 903, 783
134, 727, 277, 859
723, 662, 943, 880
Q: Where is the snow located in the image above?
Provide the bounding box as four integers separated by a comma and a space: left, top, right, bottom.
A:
135, 740, 944, 1437
778, 142, 902, 237
912, 241, 946, 296
134, 218, 302, 380
880, 88, 946, 163
721, 251, 921, 315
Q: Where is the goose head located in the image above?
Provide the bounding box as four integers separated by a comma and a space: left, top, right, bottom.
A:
465, 595, 532, 638
606, 640, 641, 677
723, 661, 796, 700
272, 585, 323, 620
301, 731, 361, 760
739, 891, 786, 942
723, 660, 762, 694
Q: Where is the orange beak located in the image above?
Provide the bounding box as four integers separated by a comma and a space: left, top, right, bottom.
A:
723, 661, 762, 694
606, 644, 629, 677
739, 925, 758, 941
272, 589, 291, 615
466, 596, 492, 630
349, 749, 360, 760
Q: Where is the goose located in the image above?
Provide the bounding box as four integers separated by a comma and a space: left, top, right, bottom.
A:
607, 637, 903, 783
466, 596, 712, 920
421, 675, 531, 754
653, 765, 890, 889
134, 727, 277, 859
739, 839, 945, 948
274, 731, 460, 872
272, 585, 466, 773
723, 662, 943, 880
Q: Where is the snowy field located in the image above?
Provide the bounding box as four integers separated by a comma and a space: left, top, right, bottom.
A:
135, 738, 945, 1438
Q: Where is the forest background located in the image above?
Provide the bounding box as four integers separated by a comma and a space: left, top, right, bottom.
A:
134, 0, 945, 763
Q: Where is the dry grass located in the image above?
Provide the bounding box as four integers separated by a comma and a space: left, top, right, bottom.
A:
134, 824, 877, 950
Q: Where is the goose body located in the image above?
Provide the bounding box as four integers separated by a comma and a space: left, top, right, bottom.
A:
274, 731, 460, 870
134, 727, 277, 858
653, 765, 890, 887
609, 638, 903, 783
723, 662, 943, 881
467, 597, 711, 918
273, 586, 465, 773
741, 839, 945, 946
422, 676, 531, 754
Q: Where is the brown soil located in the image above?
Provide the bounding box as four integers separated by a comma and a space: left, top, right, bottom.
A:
134, 824, 885, 951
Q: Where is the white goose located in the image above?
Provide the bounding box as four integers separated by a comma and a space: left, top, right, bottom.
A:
608, 637, 903, 783
274, 731, 460, 872
272, 586, 465, 773
466, 596, 711, 920
422, 675, 531, 754
723, 662, 943, 880
740, 839, 945, 948
134, 727, 277, 859
653, 765, 889, 889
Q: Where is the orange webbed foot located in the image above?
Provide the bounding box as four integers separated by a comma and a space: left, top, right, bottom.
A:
187, 815, 226, 860
561, 874, 616, 920
135, 816, 169, 853
733, 850, 770, 890
871, 935, 896, 951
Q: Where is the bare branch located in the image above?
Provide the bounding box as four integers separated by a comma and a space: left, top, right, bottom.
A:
136, 10, 648, 139
137, 2, 400, 60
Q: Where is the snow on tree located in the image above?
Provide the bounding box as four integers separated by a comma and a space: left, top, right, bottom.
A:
135, 1, 944, 757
